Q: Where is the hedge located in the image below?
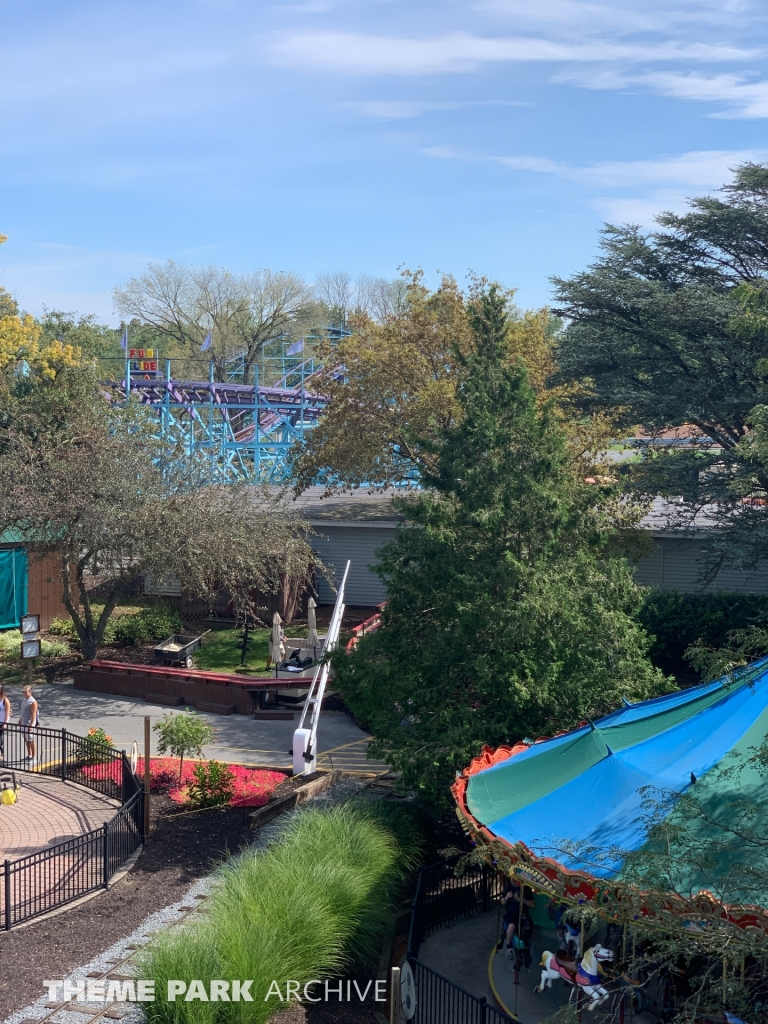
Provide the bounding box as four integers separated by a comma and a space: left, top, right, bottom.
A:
636, 589, 768, 679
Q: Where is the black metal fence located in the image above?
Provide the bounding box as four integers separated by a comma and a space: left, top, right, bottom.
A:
406, 857, 516, 1024
408, 856, 507, 958
1, 723, 145, 930
407, 956, 517, 1024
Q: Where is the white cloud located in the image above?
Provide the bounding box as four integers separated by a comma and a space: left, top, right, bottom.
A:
341, 98, 531, 119
270, 30, 755, 76
422, 146, 768, 223
476, 0, 677, 35
566, 149, 768, 187
557, 66, 768, 118
590, 192, 691, 224
476, 0, 754, 36
342, 101, 466, 120
426, 144, 768, 185
642, 72, 768, 118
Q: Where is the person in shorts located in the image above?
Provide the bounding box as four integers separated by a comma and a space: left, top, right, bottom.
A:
0, 686, 11, 762
19, 686, 38, 764
498, 880, 535, 959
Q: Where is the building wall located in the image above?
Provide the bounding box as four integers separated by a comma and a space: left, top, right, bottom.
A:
309, 525, 393, 606
0, 545, 71, 629
634, 536, 768, 594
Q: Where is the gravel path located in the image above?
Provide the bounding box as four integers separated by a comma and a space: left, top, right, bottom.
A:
2, 778, 368, 1024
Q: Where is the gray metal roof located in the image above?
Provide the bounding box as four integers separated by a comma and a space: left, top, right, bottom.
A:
281, 486, 408, 526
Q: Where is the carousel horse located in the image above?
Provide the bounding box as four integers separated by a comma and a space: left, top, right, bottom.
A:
562, 920, 581, 958
534, 943, 614, 1011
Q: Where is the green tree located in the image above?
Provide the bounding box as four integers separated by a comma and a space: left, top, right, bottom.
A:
332, 288, 668, 806
292, 273, 621, 497
38, 310, 122, 359
292, 273, 472, 492
551, 163, 768, 578
153, 711, 215, 781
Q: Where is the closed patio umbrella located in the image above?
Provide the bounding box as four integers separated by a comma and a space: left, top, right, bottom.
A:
269, 612, 284, 667
307, 597, 320, 651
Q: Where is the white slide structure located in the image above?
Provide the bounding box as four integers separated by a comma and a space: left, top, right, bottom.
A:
292, 560, 350, 775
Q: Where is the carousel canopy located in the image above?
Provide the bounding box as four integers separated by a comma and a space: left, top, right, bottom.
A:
462, 660, 768, 901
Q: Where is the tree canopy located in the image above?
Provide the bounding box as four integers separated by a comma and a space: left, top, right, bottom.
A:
0, 362, 319, 660
332, 287, 667, 806
292, 273, 472, 492
292, 272, 618, 496
114, 262, 318, 379
314, 270, 408, 323
552, 162, 768, 577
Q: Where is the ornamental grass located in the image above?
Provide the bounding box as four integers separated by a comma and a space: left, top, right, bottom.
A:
140, 800, 424, 1024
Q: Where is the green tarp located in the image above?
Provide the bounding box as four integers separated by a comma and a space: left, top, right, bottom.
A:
0, 547, 28, 629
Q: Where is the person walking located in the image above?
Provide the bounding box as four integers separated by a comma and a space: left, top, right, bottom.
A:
19, 685, 38, 765
0, 686, 11, 763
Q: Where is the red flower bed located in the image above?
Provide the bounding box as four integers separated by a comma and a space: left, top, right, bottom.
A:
81, 758, 287, 808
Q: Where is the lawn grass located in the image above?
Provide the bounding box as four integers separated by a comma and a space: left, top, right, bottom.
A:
192, 624, 309, 675
140, 800, 424, 1023
191, 627, 271, 674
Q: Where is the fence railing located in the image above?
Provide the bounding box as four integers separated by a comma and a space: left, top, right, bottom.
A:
0, 722, 135, 802
408, 856, 507, 958
407, 956, 517, 1024
407, 857, 516, 1024
1, 723, 145, 930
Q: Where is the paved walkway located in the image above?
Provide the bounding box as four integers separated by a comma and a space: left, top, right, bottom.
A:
0, 681, 390, 774
0, 773, 118, 860
419, 910, 622, 1023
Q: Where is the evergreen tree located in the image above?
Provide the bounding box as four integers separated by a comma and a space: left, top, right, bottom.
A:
333, 287, 668, 806
552, 164, 768, 578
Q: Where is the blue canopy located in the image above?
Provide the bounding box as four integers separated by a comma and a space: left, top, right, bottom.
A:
465, 661, 768, 896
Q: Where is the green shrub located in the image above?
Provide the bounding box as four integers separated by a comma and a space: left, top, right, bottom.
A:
0, 629, 70, 661
41, 638, 70, 657
187, 760, 235, 808
48, 617, 76, 638
140, 801, 424, 1024
112, 606, 182, 646
0, 630, 22, 658
636, 589, 768, 679
79, 726, 114, 766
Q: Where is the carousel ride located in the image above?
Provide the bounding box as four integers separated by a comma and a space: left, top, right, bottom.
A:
452, 660, 768, 1019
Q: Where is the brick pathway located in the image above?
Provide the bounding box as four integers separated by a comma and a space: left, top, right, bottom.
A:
0, 774, 119, 861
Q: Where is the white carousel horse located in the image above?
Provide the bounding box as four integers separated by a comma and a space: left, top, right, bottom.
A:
534, 943, 614, 1011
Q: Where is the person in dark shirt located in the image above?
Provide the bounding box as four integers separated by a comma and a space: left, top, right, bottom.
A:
497, 880, 535, 958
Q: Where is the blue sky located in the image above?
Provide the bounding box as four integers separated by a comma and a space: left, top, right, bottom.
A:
2, 0, 767, 321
